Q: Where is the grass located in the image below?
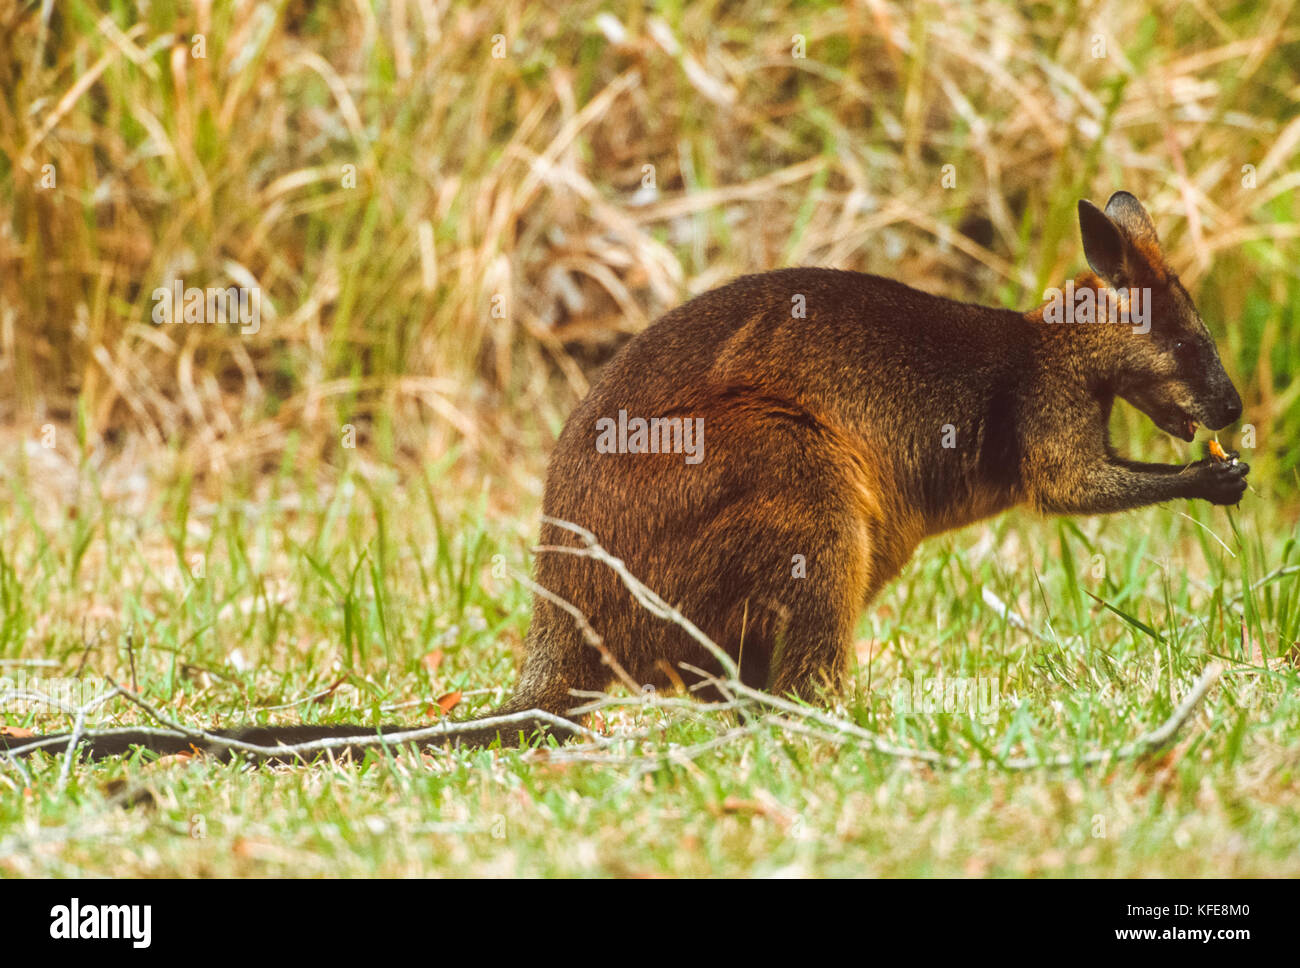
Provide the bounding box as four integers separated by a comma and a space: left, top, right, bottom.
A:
0, 1, 1298, 876
1, 442, 1297, 876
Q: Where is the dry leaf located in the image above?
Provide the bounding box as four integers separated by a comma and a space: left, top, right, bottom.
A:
1135, 738, 1194, 796
151, 751, 198, 765
426, 690, 462, 717
713, 793, 796, 828
422, 649, 444, 675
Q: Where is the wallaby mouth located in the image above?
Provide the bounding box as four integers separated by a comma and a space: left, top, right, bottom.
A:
1166, 407, 1199, 442
1142, 397, 1241, 442
1125, 384, 1200, 442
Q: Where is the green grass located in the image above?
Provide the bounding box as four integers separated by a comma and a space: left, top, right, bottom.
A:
1, 444, 1297, 877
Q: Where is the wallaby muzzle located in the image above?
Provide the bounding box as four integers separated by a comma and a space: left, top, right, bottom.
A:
1193, 358, 1243, 431
1127, 360, 1241, 442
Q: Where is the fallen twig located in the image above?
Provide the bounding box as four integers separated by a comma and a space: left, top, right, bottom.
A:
2, 523, 1228, 777
59, 687, 122, 788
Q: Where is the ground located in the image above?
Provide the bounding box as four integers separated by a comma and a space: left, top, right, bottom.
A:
2, 432, 1296, 876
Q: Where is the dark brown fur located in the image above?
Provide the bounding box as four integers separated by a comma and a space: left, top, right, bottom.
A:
4, 192, 1248, 761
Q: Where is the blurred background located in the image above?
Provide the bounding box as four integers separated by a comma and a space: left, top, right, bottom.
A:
2, 0, 1297, 498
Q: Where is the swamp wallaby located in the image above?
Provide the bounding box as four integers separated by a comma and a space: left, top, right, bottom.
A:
3, 191, 1248, 761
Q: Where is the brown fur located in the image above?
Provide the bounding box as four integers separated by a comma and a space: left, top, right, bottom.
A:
3, 192, 1249, 761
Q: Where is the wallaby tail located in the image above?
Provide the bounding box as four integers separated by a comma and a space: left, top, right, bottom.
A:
3, 622, 596, 763
0, 699, 582, 764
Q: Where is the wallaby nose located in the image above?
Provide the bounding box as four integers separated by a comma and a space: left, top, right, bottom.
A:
1210, 387, 1243, 429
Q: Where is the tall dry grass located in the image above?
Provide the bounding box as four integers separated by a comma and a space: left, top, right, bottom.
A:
0, 0, 1297, 486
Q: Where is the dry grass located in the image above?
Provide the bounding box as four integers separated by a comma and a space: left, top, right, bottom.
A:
0, 0, 1296, 488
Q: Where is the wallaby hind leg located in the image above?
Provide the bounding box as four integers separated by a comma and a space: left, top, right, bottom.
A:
759, 520, 872, 703
764, 603, 857, 701
669, 522, 868, 701
664, 463, 877, 703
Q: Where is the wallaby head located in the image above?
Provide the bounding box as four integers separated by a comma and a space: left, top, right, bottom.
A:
1076, 190, 1242, 441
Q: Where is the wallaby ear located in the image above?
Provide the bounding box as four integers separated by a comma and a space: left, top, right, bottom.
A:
1078, 198, 1130, 287
1103, 191, 1160, 252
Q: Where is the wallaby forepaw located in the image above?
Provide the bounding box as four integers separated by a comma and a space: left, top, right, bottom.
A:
1195, 457, 1250, 506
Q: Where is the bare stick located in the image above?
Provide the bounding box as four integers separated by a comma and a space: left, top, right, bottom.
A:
2, 748, 31, 789
2, 680, 604, 764
58, 687, 122, 789
0, 689, 81, 716
995, 661, 1224, 771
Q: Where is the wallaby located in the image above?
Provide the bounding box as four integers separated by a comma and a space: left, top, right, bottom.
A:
3, 191, 1248, 762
